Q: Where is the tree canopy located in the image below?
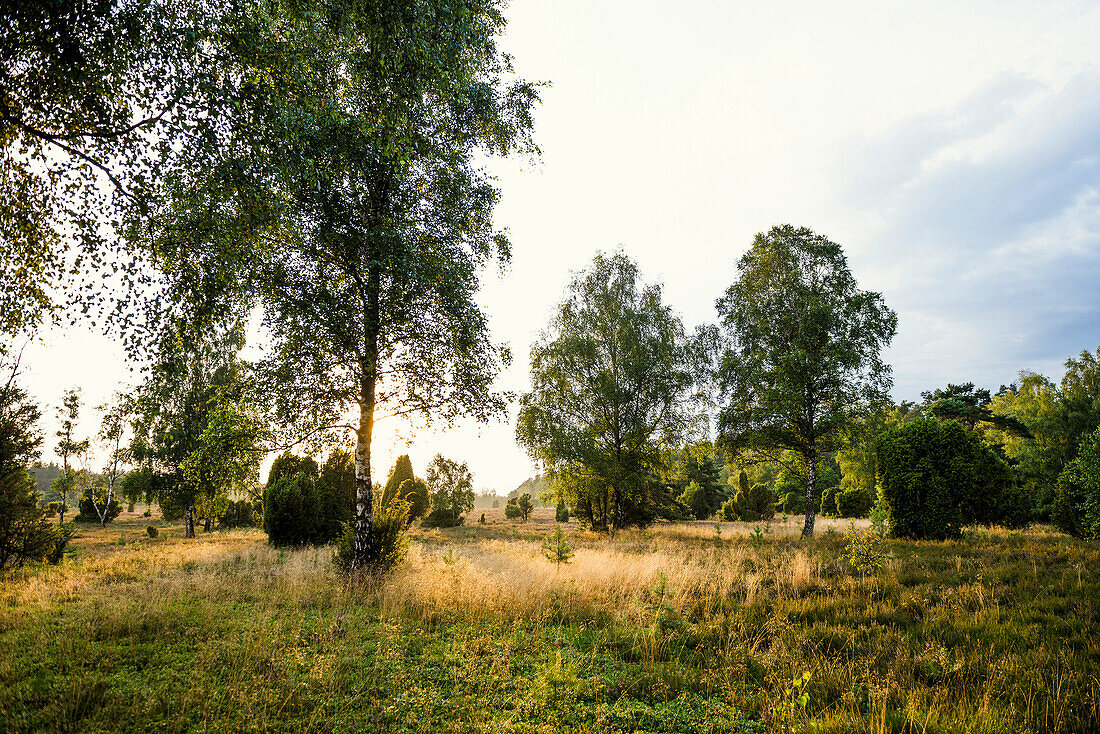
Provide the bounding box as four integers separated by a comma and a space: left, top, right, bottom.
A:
0, 0, 215, 339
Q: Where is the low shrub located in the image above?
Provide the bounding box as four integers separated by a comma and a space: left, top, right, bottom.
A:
74, 489, 122, 524
333, 499, 410, 574
555, 500, 570, 523
422, 507, 464, 528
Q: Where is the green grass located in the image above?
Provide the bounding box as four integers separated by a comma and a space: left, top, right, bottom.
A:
0, 512, 1097, 732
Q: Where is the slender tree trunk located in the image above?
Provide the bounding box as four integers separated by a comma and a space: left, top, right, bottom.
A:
352, 388, 377, 568
204, 516, 212, 533
801, 441, 818, 540
352, 260, 382, 569
185, 505, 195, 538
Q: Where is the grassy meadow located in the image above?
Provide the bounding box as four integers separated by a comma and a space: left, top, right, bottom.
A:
1, 509, 1098, 733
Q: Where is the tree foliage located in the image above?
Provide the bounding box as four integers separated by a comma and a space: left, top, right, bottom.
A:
422, 454, 474, 528
136, 0, 540, 570
516, 252, 700, 530
1053, 426, 1100, 539
381, 456, 416, 510
922, 383, 1032, 437
0, 0, 212, 338
876, 418, 1024, 540
0, 355, 69, 571
715, 225, 897, 539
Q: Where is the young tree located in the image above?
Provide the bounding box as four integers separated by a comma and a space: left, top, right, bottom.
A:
138, 1, 540, 569
715, 225, 897, 539
88, 394, 130, 527
182, 398, 268, 532
673, 442, 724, 516
516, 252, 701, 531
53, 388, 90, 522
541, 526, 574, 565
423, 454, 475, 528
129, 321, 252, 537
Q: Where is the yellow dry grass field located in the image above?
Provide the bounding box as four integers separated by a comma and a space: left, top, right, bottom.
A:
1, 509, 1098, 733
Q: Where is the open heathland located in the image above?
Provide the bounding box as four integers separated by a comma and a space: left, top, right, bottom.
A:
1, 510, 1098, 733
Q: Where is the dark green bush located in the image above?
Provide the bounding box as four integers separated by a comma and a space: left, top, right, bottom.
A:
267, 453, 320, 486
318, 450, 356, 537
819, 484, 839, 516
776, 489, 804, 515
678, 481, 711, 520
219, 499, 257, 529
75, 489, 122, 523
378, 455, 429, 526
835, 487, 873, 518
146, 525, 158, 538
264, 472, 325, 546
737, 482, 776, 521
1053, 426, 1100, 538
720, 497, 738, 521
504, 493, 533, 522
395, 478, 429, 525
46, 523, 74, 564
555, 500, 569, 523
263, 452, 355, 546
876, 418, 1019, 539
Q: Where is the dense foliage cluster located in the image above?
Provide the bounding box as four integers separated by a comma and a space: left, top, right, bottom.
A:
380, 456, 429, 525
876, 418, 1027, 539
1053, 425, 1100, 538
262, 452, 354, 547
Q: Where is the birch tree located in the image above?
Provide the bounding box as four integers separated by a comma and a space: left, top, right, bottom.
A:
715, 225, 896, 539
138, 0, 540, 568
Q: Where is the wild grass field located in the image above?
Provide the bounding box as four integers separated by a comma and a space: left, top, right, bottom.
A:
1, 509, 1097, 733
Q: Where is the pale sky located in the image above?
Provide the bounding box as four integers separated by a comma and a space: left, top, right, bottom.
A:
16, 0, 1100, 492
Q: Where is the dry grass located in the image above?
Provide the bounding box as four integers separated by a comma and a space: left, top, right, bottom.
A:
1, 514, 1098, 733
